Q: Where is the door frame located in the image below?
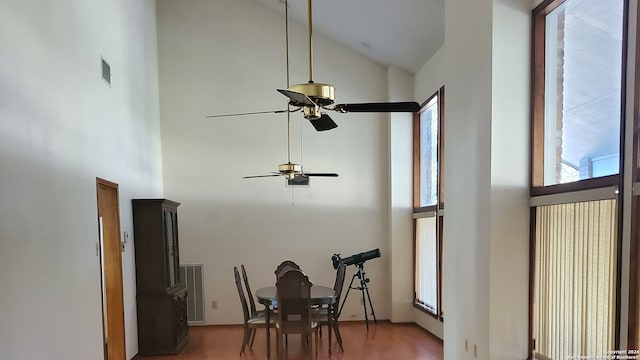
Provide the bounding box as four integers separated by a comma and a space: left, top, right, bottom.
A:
96, 178, 126, 360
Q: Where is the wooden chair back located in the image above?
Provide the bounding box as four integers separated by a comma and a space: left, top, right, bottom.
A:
240, 264, 258, 316
274, 260, 301, 279
333, 262, 347, 312
277, 269, 311, 299
233, 266, 250, 323
276, 269, 313, 332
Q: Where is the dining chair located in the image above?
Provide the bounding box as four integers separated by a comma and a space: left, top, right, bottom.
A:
241, 264, 266, 316
315, 262, 346, 351
275, 269, 318, 359
234, 266, 273, 355
274, 260, 301, 279
240, 264, 267, 346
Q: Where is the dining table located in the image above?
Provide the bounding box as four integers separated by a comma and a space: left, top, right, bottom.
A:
255, 285, 337, 358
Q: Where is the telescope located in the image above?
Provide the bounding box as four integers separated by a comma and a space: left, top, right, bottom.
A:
332, 248, 381, 330
332, 248, 381, 269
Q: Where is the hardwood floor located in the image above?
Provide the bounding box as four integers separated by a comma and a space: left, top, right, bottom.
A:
134, 321, 443, 360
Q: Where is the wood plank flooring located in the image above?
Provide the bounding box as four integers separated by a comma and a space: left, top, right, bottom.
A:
134, 321, 443, 360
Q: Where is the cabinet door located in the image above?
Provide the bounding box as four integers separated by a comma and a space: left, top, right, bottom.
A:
163, 210, 180, 288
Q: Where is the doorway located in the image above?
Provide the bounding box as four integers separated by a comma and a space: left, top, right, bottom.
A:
96, 178, 126, 360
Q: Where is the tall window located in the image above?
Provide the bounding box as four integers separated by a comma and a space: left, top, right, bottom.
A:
630, 0, 640, 346
532, 0, 624, 191
414, 87, 444, 318
530, 0, 626, 358
533, 199, 618, 358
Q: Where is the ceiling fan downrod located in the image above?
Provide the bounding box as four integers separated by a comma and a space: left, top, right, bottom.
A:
286, 0, 335, 110
285, 0, 292, 164
307, 0, 313, 83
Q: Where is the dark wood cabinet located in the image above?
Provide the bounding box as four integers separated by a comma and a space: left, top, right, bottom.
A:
132, 199, 188, 355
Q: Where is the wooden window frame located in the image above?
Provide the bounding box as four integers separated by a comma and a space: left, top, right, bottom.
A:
413, 86, 445, 320
529, 0, 629, 357
628, 0, 640, 346
530, 0, 625, 195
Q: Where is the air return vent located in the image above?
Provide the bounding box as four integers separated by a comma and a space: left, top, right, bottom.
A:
101, 57, 111, 85
180, 264, 205, 323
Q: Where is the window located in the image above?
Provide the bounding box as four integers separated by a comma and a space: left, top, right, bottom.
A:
532, 0, 624, 191
533, 199, 618, 359
530, 0, 626, 357
415, 216, 438, 314
418, 95, 439, 207
413, 87, 444, 318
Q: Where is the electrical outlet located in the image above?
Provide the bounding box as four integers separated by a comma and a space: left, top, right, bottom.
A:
465, 339, 468, 351
211, 301, 218, 309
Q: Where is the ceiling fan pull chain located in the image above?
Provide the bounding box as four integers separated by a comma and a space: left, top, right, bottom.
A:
285, 0, 292, 165
299, 111, 304, 167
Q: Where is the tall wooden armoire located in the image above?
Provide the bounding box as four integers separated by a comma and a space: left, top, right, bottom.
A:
132, 199, 188, 355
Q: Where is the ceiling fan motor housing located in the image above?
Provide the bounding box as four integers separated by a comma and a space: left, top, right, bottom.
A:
289, 82, 335, 106
279, 162, 301, 179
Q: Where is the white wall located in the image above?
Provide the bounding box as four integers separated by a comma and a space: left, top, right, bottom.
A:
411, 0, 531, 356
442, 0, 494, 355
415, 46, 446, 104
0, 0, 164, 359
156, 0, 392, 325
387, 66, 416, 323
489, 0, 531, 358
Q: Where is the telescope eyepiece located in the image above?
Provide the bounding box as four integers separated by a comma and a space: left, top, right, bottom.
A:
331, 254, 342, 270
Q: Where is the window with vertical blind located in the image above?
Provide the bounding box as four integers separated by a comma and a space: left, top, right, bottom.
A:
533, 199, 618, 359
415, 216, 438, 313
413, 87, 444, 318
530, 0, 626, 356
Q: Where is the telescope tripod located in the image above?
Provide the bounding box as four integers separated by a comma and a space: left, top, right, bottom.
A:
338, 263, 377, 330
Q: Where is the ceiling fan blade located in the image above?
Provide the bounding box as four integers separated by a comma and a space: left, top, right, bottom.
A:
242, 174, 283, 179
303, 173, 339, 177
333, 101, 421, 113
277, 89, 317, 107
206, 109, 290, 118
310, 113, 338, 132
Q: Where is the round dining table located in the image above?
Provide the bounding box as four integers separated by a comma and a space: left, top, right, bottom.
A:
255, 285, 337, 358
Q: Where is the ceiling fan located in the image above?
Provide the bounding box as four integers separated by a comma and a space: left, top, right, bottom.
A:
242, 161, 338, 180
206, 0, 421, 131
240, 0, 338, 181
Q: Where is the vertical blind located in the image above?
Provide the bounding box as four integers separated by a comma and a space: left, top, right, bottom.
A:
534, 199, 617, 360
415, 216, 438, 314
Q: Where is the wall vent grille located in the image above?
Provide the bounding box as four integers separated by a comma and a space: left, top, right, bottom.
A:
101, 57, 111, 85
180, 264, 205, 323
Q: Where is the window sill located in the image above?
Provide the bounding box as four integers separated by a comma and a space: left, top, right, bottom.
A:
530, 174, 619, 197
413, 302, 442, 321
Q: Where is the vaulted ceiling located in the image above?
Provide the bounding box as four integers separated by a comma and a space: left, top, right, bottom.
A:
251, 0, 445, 74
